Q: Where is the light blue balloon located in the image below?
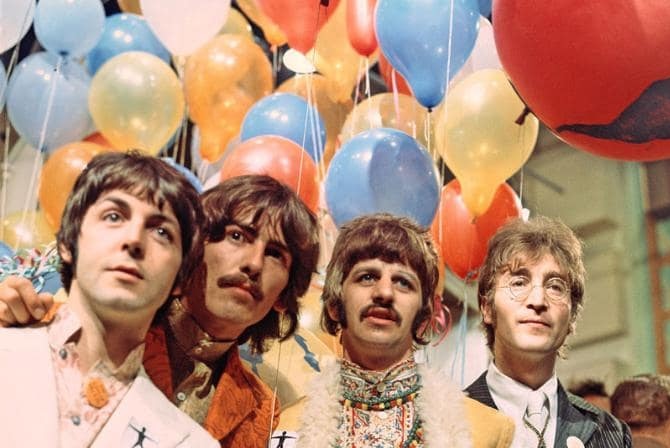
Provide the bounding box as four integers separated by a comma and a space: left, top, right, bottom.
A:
325, 128, 440, 227
0, 242, 13, 259
34, 0, 105, 58
6, 52, 92, 152
478, 0, 492, 17
240, 93, 326, 163
375, 0, 480, 109
87, 13, 170, 75
161, 157, 204, 193
0, 62, 6, 110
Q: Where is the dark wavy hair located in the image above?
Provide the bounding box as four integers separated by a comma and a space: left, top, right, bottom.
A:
321, 213, 439, 345
611, 375, 670, 428
57, 151, 204, 294
477, 216, 585, 356
200, 175, 319, 353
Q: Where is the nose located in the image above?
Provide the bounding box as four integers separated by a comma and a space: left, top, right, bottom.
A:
372, 276, 394, 304
240, 240, 264, 280
525, 284, 548, 310
122, 221, 145, 259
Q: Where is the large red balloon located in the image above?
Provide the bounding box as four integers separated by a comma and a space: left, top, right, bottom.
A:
219, 135, 319, 213
346, 0, 377, 56
494, 0, 670, 161
431, 180, 521, 280
257, 0, 340, 54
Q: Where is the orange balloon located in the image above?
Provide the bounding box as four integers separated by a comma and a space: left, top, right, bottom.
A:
219, 135, 319, 213
118, 0, 141, 14
38, 142, 106, 230
346, 0, 378, 56
83, 132, 120, 151
236, 0, 287, 47
278, 74, 353, 167
184, 34, 272, 162
2, 210, 56, 249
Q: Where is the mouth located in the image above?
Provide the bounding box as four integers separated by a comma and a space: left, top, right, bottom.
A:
519, 319, 550, 328
110, 266, 143, 280
217, 277, 262, 301
361, 306, 399, 325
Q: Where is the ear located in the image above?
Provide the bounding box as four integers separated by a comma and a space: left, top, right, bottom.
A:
58, 243, 72, 264
326, 301, 340, 323
171, 285, 182, 296
273, 300, 288, 313
481, 297, 494, 325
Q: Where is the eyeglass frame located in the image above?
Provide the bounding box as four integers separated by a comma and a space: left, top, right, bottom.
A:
496, 275, 572, 305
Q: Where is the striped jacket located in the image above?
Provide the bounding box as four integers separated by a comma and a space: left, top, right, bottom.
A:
465, 372, 632, 448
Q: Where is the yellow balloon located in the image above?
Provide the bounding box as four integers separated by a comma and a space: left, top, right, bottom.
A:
236, 0, 287, 47
118, 0, 141, 14
89, 52, 184, 155
184, 35, 272, 162
340, 92, 431, 149
278, 74, 353, 167
435, 69, 538, 216
219, 8, 253, 40
2, 210, 55, 249
308, 2, 366, 102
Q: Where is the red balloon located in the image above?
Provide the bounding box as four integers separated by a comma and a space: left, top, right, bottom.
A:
494, 0, 670, 161
83, 131, 120, 151
346, 0, 377, 56
257, 0, 340, 54
431, 180, 521, 280
378, 52, 412, 96
219, 135, 320, 213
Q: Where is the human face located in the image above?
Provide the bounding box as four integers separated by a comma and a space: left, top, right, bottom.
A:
63, 190, 182, 323
198, 214, 292, 339
482, 253, 572, 362
334, 258, 423, 369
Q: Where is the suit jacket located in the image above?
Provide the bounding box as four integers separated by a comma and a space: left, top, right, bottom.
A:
0, 324, 217, 448
465, 371, 632, 448
143, 322, 279, 447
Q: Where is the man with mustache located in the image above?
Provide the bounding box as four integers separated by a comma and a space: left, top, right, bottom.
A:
0, 174, 320, 447
466, 216, 631, 447
0, 152, 217, 446
294, 213, 514, 447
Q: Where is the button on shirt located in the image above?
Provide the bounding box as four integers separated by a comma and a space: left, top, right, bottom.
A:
486, 362, 558, 448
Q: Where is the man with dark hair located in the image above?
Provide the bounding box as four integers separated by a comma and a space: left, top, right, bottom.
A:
0, 174, 320, 447
611, 375, 670, 448
0, 152, 217, 446
295, 213, 514, 447
568, 379, 611, 412
466, 216, 631, 447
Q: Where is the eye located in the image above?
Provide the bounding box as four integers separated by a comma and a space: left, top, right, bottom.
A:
155, 226, 174, 242
356, 272, 376, 284
103, 211, 122, 223
546, 278, 568, 295
508, 275, 529, 288
266, 246, 290, 267
394, 276, 414, 291
225, 228, 247, 244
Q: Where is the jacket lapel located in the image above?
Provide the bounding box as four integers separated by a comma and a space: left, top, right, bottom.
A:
554, 384, 598, 447
464, 371, 498, 409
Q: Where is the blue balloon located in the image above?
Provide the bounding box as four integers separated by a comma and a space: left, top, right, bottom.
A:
478, 0, 492, 17
41, 270, 63, 294
375, 0, 480, 109
6, 52, 92, 152
0, 62, 6, 110
0, 242, 13, 259
240, 93, 326, 163
34, 0, 105, 58
325, 128, 440, 227
87, 13, 170, 75
161, 157, 204, 193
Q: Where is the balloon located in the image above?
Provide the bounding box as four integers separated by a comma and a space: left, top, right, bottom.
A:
435, 69, 538, 216
83, 132, 119, 151
0, 0, 35, 53
236, 0, 286, 47
87, 13, 170, 75
140, 0, 230, 56
346, 0, 377, 56
89, 51, 184, 155
494, 0, 670, 161
431, 180, 522, 280
39, 142, 105, 230
0, 241, 13, 259
118, 0, 141, 14
33, 0, 105, 58
0, 62, 6, 110
161, 157, 203, 193
325, 128, 439, 227
219, 8, 253, 40
478, 0, 491, 17
6, 53, 92, 152
450, 16, 500, 85
184, 34, 272, 162
375, 0, 479, 109
377, 52, 411, 96
278, 74, 353, 167
219, 135, 319, 212
240, 93, 326, 164
2, 210, 55, 249
340, 92, 431, 149
256, 0, 340, 53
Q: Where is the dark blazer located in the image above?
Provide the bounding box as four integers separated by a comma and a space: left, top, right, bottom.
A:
465, 371, 632, 448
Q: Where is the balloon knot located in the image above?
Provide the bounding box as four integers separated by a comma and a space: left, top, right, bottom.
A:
427, 107, 433, 114
514, 105, 531, 125
320, 0, 330, 6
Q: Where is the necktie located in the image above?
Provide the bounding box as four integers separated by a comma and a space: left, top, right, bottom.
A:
523, 391, 549, 448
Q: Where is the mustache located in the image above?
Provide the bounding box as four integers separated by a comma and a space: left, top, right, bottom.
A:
359, 303, 401, 326
216, 273, 263, 301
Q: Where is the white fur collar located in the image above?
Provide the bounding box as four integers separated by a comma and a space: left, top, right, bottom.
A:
297, 357, 472, 447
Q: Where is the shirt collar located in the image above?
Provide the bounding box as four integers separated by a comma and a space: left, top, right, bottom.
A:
486, 361, 558, 418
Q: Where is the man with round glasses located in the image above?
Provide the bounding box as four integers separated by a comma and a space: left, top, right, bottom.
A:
466, 216, 631, 447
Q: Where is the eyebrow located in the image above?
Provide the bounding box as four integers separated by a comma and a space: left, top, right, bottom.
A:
507, 267, 567, 281
231, 221, 290, 254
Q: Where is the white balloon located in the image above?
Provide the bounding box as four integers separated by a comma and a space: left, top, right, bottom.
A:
450, 16, 501, 87
0, 0, 35, 53
140, 0, 231, 56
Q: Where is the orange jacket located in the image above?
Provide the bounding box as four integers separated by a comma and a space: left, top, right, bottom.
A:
143, 323, 280, 447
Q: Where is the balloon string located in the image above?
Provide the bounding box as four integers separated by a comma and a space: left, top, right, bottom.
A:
364, 58, 371, 100
349, 58, 364, 137
449, 276, 473, 387
444, 0, 456, 106
267, 318, 285, 444
173, 56, 188, 165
